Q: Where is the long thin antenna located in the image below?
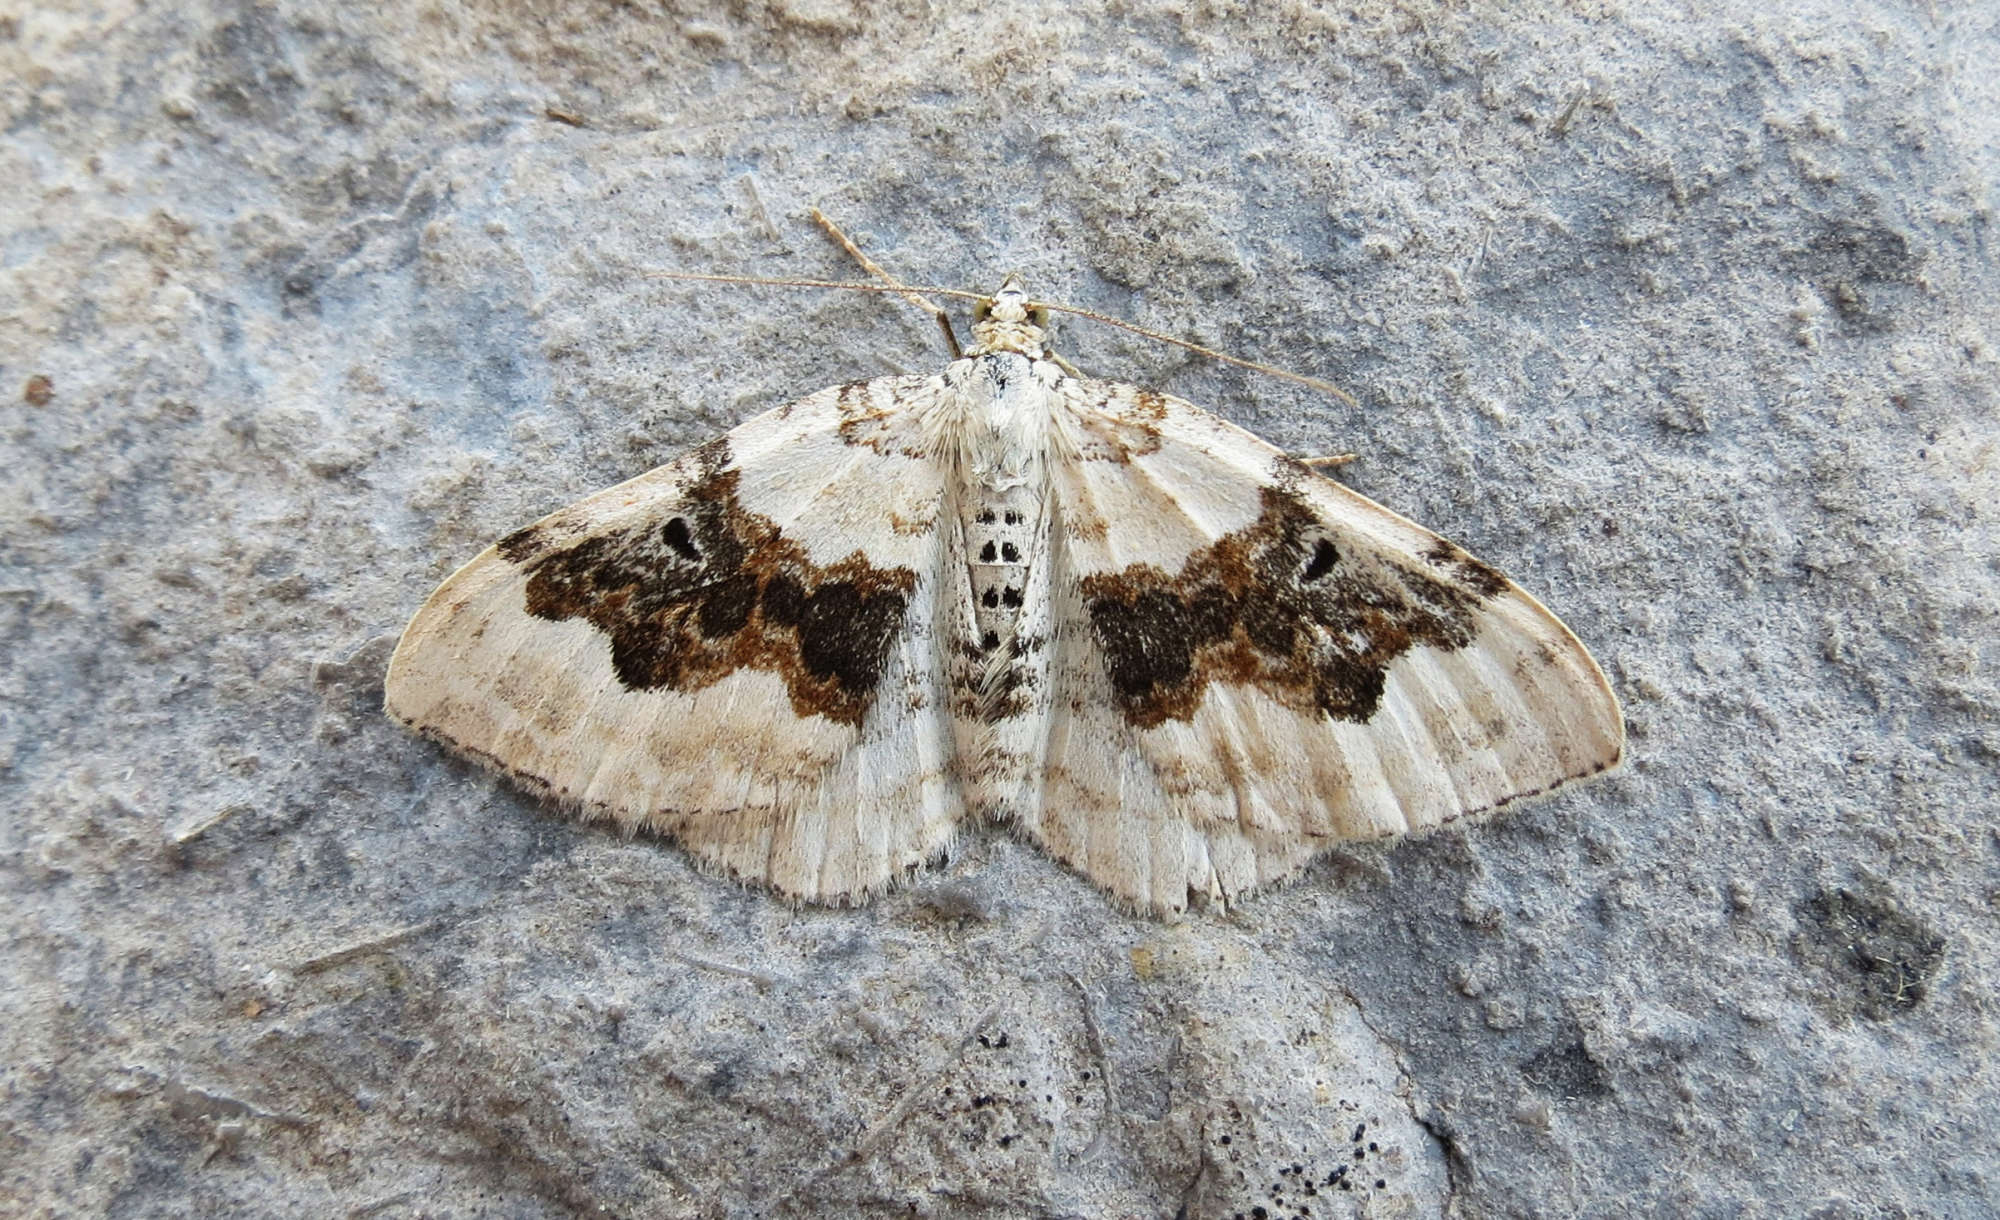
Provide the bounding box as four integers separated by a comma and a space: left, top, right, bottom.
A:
648, 272, 1357, 405
649, 270, 989, 303
1032, 301, 1357, 405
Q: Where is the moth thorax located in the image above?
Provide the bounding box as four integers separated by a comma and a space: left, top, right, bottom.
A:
967, 278, 1049, 358
966, 318, 1047, 357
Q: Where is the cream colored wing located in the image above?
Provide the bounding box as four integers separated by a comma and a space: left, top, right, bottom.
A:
1029, 380, 1624, 915
385, 375, 964, 903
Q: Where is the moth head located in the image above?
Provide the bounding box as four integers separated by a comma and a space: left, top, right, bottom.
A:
968, 273, 1052, 358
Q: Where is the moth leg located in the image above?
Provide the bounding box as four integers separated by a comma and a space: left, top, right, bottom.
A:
930, 310, 965, 359
1048, 352, 1089, 380
810, 207, 963, 358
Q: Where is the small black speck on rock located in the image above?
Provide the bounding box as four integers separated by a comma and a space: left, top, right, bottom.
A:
1795, 885, 1948, 1021
1521, 1036, 1612, 1100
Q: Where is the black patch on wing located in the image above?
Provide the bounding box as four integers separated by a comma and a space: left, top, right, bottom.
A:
1080, 486, 1509, 728
497, 441, 916, 727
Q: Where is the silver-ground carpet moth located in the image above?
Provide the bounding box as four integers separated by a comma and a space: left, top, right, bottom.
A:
385, 277, 1623, 915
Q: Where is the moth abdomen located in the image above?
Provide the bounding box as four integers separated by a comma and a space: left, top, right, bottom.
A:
963, 493, 1040, 654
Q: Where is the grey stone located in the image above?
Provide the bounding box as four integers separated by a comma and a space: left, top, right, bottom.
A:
3, 2, 1995, 1216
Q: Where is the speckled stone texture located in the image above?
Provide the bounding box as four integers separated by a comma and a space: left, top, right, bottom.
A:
3, 2, 1996, 1216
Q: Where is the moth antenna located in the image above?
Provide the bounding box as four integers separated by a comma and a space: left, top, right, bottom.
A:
651, 270, 1358, 404
810, 208, 963, 358
1026, 300, 1359, 406
648, 270, 989, 303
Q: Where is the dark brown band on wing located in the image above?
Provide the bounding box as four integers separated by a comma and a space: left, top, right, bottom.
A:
497, 441, 916, 727
1079, 485, 1508, 729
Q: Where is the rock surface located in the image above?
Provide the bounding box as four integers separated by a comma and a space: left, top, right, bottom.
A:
3, 2, 1995, 1216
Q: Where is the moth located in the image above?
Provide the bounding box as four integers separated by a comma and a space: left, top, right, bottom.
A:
385, 278, 1623, 915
